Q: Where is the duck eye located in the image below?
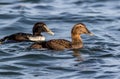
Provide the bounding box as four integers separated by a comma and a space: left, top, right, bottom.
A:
37, 24, 41, 26
79, 25, 83, 27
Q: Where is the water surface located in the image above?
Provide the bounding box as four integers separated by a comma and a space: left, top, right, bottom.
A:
0, 0, 120, 79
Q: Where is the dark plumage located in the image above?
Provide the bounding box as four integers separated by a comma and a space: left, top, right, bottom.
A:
0, 22, 54, 44
30, 23, 94, 50
30, 39, 71, 50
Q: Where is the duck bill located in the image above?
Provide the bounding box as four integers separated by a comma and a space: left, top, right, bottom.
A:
47, 31, 54, 35
44, 25, 54, 35
86, 28, 94, 36
88, 32, 94, 36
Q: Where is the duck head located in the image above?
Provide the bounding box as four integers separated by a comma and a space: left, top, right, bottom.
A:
71, 23, 93, 36
71, 23, 93, 49
32, 22, 54, 36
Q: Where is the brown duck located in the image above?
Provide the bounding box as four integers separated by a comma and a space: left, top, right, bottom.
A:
0, 22, 54, 44
30, 23, 93, 50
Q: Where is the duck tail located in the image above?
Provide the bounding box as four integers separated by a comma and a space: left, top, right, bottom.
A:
0, 36, 9, 44
0, 39, 3, 44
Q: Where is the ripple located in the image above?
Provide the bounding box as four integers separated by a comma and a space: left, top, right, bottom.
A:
97, 53, 114, 58
0, 54, 53, 62
0, 52, 73, 63
0, 14, 19, 19
80, 70, 97, 74
95, 74, 116, 79
47, 66, 76, 72
0, 50, 13, 56
34, 5, 54, 10
15, 61, 48, 67
0, 65, 24, 70
20, 0, 55, 3
94, 42, 120, 48
0, 71, 23, 76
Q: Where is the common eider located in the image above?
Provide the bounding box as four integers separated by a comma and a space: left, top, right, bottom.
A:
30, 23, 93, 50
0, 22, 54, 44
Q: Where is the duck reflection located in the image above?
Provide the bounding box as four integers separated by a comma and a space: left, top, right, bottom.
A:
72, 49, 84, 61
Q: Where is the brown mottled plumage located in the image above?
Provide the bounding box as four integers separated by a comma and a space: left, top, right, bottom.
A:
0, 22, 54, 44
30, 23, 93, 50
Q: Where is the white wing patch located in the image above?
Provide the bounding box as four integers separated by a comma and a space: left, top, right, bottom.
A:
28, 36, 45, 41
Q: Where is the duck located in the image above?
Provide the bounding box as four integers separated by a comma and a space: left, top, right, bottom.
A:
0, 22, 54, 44
30, 23, 93, 50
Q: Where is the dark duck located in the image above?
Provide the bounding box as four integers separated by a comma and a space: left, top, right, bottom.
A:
0, 22, 54, 44
30, 23, 93, 50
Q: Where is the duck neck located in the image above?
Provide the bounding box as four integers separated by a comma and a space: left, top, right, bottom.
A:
71, 34, 83, 49
33, 32, 42, 36
32, 26, 42, 36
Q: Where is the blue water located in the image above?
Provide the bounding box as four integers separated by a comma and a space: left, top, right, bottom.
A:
0, 0, 120, 79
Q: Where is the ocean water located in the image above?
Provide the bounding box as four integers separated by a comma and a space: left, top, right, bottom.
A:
0, 0, 120, 79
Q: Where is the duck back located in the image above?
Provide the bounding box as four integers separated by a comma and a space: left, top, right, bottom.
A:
46, 39, 71, 50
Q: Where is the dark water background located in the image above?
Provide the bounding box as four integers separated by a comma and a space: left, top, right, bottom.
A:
0, 0, 120, 79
